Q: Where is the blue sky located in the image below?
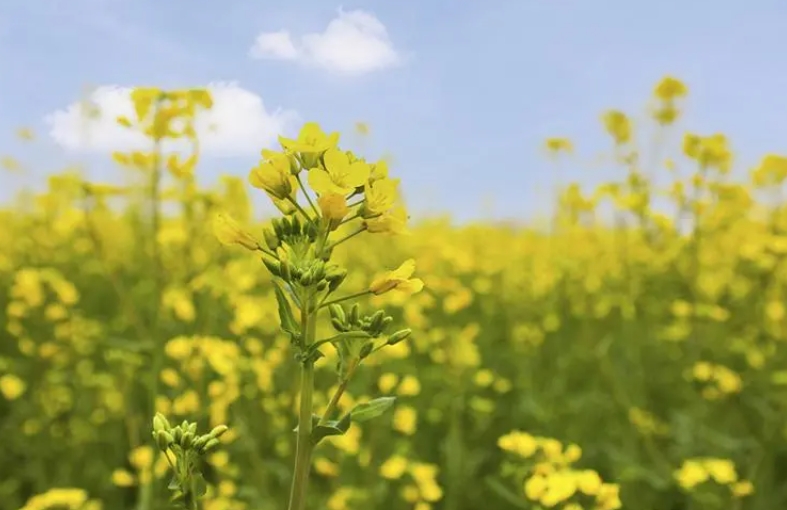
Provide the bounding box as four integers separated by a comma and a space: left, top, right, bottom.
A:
2, 0, 787, 223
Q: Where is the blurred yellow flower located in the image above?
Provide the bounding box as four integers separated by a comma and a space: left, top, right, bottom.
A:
369, 259, 424, 296
0, 374, 26, 400
212, 212, 260, 251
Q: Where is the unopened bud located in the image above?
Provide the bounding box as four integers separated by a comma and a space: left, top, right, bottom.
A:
387, 328, 412, 345
359, 342, 374, 359
200, 438, 220, 454
349, 303, 360, 325
328, 304, 346, 324
261, 253, 282, 277
331, 317, 348, 332
263, 228, 280, 251
209, 425, 229, 439
172, 426, 183, 444
180, 431, 194, 449
369, 310, 385, 333
153, 413, 170, 433
156, 430, 173, 451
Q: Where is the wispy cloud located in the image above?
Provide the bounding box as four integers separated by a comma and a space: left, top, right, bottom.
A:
249, 8, 403, 76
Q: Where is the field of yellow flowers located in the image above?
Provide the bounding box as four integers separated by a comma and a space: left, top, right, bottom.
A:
3, 77, 787, 510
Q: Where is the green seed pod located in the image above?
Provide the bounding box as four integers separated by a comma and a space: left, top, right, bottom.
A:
261, 253, 282, 277
180, 431, 194, 449
359, 342, 374, 359
209, 425, 229, 439
329, 304, 346, 324
263, 228, 280, 251
387, 328, 412, 345
156, 430, 173, 451
348, 303, 360, 325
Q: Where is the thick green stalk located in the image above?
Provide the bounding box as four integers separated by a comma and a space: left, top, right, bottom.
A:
287, 299, 317, 510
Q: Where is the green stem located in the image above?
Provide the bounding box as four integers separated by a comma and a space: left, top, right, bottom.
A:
139, 129, 165, 510
287, 195, 313, 222
327, 226, 366, 249
318, 361, 358, 426
297, 174, 320, 216
287, 298, 317, 510
319, 290, 372, 309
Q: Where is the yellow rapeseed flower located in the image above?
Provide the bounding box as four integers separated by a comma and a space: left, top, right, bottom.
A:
601, 110, 632, 145
363, 177, 400, 217
212, 212, 260, 251
249, 151, 297, 201
279, 122, 339, 154
309, 149, 370, 195
365, 206, 409, 234
369, 259, 424, 296
318, 192, 350, 229
654, 76, 688, 101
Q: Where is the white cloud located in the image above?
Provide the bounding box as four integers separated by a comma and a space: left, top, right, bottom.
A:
249, 30, 300, 60
248, 9, 402, 76
45, 83, 298, 156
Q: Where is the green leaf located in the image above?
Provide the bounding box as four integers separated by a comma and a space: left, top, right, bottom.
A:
167, 475, 180, 491
350, 396, 396, 423
312, 414, 352, 444
273, 281, 299, 337
192, 473, 208, 497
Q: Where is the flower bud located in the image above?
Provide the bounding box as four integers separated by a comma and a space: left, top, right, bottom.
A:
209, 425, 229, 439
153, 413, 170, 433
348, 303, 360, 325
180, 431, 194, 449
156, 430, 173, 451
328, 304, 346, 325
387, 328, 412, 345
172, 426, 183, 444
369, 310, 385, 334
261, 253, 282, 277
200, 438, 220, 454
331, 317, 348, 332
359, 342, 374, 359
263, 228, 280, 251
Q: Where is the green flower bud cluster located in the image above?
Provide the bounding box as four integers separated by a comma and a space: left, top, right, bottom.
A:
329, 303, 411, 345
263, 214, 318, 251
152, 413, 228, 455
152, 413, 230, 509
